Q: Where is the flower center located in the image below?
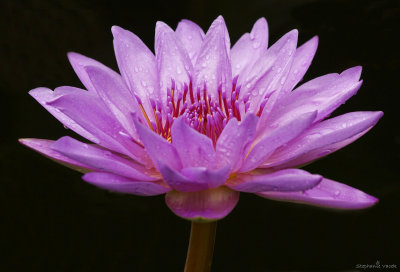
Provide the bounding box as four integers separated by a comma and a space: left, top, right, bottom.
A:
136, 76, 268, 146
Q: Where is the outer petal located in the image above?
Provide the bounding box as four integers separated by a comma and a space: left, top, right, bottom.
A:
19, 138, 94, 173
52, 136, 158, 181
231, 18, 268, 79
228, 169, 322, 193
257, 178, 378, 210
175, 19, 205, 64
282, 36, 318, 93
83, 172, 170, 196
134, 119, 182, 171
67, 52, 113, 93
158, 162, 230, 192
181, 165, 231, 189
171, 117, 216, 168
112, 25, 159, 120
85, 65, 140, 140
48, 92, 149, 163
165, 186, 240, 221
270, 66, 363, 124
194, 16, 232, 100
155, 21, 193, 95
216, 114, 258, 171
29, 87, 98, 143
264, 111, 384, 168
240, 29, 298, 112
240, 111, 316, 172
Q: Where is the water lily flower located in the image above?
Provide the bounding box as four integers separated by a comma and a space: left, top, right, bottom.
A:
20, 16, 382, 223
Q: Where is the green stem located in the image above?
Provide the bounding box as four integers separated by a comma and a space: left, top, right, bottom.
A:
184, 221, 217, 272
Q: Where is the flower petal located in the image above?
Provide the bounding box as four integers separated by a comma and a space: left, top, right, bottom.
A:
240, 29, 298, 112
47, 91, 149, 163
264, 111, 383, 168
19, 138, 94, 173
133, 119, 182, 171
240, 111, 316, 172
194, 16, 232, 100
158, 161, 208, 192
228, 169, 322, 193
29, 87, 98, 143
282, 36, 318, 93
83, 172, 170, 196
165, 186, 240, 221
181, 165, 231, 189
112, 25, 159, 120
216, 114, 258, 171
231, 17, 268, 79
67, 52, 112, 93
155, 21, 194, 100
270, 66, 363, 124
257, 178, 378, 210
171, 117, 216, 168
175, 19, 205, 64
85, 65, 140, 140
52, 136, 158, 181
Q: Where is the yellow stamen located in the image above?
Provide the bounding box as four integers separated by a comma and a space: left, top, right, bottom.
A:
139, 104, 154, 131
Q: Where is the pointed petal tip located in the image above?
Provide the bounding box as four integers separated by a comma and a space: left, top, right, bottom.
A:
342, 65, 363, 79
111, 25, 127, 38
155, 21, 171, 31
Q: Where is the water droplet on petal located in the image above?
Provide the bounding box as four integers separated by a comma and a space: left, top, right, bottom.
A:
141, 80, 147, 87
177, 67, 182, 74
252, 41, 260, 49
202, 63, 207, 68
188, 35, 193, 40
235, 64, 241, 69
249, 32, 255, 40
334, 190, 340, 196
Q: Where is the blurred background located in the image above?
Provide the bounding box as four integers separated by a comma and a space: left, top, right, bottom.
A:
1, 0, 399, 271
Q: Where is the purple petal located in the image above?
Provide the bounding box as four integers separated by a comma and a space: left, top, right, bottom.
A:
134, 119, 182, 171
112, 25, 159, 120
155, 21, 193, 98
270, 66, 363, 124
257, 178, 378, 210
282, 36, 318, 93
19, 138, 94, 173
85, 65, 140, 140
83, 172, 170, 196
165, 186, 240, 221
67, 52, 113, 93
216, 114, 258, 171
194, 16, 232, 100
231, 18, 268, 79
228, 169, 322, 193
52, 136, 158, 181
47, 91, 149, 163
29, 87, 98, 143
240, 111, 316, 172
175, 19, 205, 64
171, 117, 216, 168
264, 111, 384, 168
181, 165, 231, 189
241, 29, 298, 112
158, 161, 208, 192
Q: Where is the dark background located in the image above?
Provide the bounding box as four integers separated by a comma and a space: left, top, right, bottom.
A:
1, 0, 399, 271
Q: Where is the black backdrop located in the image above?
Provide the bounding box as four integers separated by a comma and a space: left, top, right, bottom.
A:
1, 0, 399, 271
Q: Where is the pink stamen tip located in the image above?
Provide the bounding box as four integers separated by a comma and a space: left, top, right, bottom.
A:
134, 95, 143, 105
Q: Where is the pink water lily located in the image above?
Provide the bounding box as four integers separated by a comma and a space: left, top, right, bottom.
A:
20, 15, 382, 222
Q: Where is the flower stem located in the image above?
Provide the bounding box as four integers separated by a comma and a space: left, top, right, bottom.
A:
184, 221, 217, 272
